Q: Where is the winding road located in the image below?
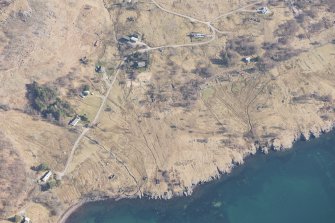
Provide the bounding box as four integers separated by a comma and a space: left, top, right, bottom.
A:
59, 0, 264, 178
59, 61, 124, 177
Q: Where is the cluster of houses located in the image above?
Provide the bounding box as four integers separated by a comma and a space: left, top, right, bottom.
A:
125, 52, 149, 70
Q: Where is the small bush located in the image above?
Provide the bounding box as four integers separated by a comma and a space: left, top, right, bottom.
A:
219, 50, 239, 67
193, 66, 214, 78
275, 20, 299, 37
36, 163, 49, 171
0, 104, 10, 111
256, 57, 275, 72
12, 215, 23, 223
227, 36, 257, 56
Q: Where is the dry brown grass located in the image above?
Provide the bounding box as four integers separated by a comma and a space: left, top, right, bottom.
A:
0, 132, 28, 217
1, 1, 335, 223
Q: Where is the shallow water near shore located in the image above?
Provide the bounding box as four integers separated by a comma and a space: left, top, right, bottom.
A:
66, 131, 335, 223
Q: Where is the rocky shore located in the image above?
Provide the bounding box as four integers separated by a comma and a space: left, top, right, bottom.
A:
59, 120, 335, 223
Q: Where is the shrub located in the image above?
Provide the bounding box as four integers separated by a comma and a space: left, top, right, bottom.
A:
219, 50, 238, 67
266, 47, 299, 62
295, 14, 305, 23
36, 163, 49, 171
227, 36, 257, 56
47, 179, 57, 189
80, 115, 89, 122
0, 104, 10, 111
193, 66, 214, 78
308, 21, 324, 33
82, 84, 90, 92
256, 57, 275, 72
275, 20, 299, 37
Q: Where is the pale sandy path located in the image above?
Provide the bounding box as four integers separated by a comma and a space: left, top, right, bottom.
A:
59, 61, 124, 177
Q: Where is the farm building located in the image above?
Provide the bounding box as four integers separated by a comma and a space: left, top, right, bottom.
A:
69, 116, 81, 126
189, 32, 206, 38
257, 7, 271, 14
41, 171, 52, 182
135, 61, 146, 68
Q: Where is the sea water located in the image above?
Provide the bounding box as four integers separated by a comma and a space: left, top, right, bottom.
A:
66, 131, 335, 223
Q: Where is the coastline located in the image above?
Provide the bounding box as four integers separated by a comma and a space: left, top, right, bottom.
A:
58, 201, 86, 223
59, 122, 335, 223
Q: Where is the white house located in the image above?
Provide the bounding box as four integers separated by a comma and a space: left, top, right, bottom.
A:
257, 7, 270, 14
41, 171, 52, 182
243, 57, 251, 63
69, 116, 81, 126
130, 36, 139, 42
135, 61, 146, 68
24, 217, 31, 223
190, 32, 206, 38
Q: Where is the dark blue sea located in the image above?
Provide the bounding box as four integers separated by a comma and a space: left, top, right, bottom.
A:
66, 131, 335, 223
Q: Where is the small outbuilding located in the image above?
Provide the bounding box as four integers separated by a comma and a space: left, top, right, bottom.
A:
130, 36, 139, 42
190, 32, 206, 38
23, 217, 31, 223
95, 65, 105, 73
69, 116, 81, 126
257, 7, 270, 14
41, 171, 52, 182
135, 61, 146, 68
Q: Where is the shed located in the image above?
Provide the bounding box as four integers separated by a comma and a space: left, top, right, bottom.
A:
243, 57, 251, 63
130, 36, 139, 42
135, 61, 146, 68
41, 171, 52, 182
257, 7, 270, 14
69, 116, 81, 126
190, 32, 206, 38
24, 217, 31, 223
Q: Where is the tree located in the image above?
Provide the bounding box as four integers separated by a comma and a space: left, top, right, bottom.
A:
80, 115, 89, 122
26, 81, 74, 122
227, 36, 257, 56
274, 20, 299, 37
37, 163, 49, 171
83, 84, 90, 92
193, 66, 214, 78
218, 50, 238, 67
13, 215, 23, 223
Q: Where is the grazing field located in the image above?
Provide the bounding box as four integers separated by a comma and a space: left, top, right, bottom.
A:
1, 0, 335, 222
